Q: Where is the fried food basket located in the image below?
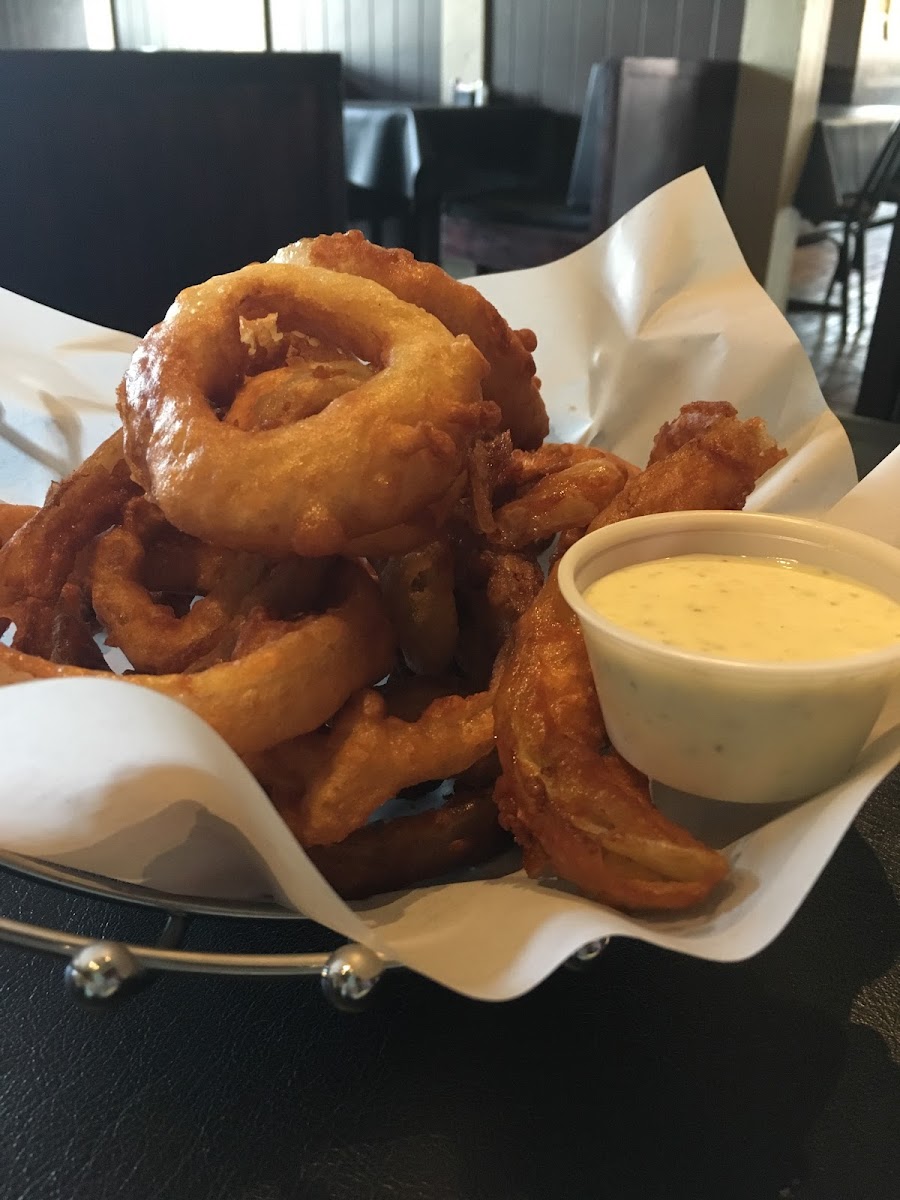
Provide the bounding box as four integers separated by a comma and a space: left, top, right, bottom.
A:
0, 848, 607, 1010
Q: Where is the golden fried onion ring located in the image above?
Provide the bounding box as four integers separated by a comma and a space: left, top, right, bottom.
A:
119, 263, 495, 557
273, 231, 549, 450
0, 559, 395, 757
251, 686, 495, 846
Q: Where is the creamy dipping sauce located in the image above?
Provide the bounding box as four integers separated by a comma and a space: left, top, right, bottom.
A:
583, 554, 900, 662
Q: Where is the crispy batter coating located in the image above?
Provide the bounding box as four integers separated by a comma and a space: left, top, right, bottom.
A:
379, 539, 458, 675
274, 231, 549, 449
304, 788, 508, 900
493, 573, 729, 910
647, 400, 739, 464
493, 412, 787, 910
0, 502, 38, 547
491, 457, 629, 549
119, 263, 495, 557
588, 414, 787, 533
0, 559, 395, 757
253, 686, 495, 846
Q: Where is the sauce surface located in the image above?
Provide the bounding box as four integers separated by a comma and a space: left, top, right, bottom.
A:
583, 554, 900, 662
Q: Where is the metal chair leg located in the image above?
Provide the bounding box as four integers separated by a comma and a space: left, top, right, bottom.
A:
857, 221, 867, 330
825, 223, 849, 306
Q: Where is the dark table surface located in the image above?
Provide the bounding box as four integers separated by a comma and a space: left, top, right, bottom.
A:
1, 416, 898, 1200
343, 101, 554, 261
794, 103, 900, 224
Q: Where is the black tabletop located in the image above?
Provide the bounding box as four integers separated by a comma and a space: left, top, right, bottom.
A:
0, 771, 897, 1200
794, 104, 900, 224
1, 420, 899, 1200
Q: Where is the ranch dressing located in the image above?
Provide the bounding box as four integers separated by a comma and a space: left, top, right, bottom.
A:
583, 554, 900, 663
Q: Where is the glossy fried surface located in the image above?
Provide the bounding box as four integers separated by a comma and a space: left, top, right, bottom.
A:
0, 559, 395, 757
254, 686, 495, 847
493, 572, 729, 910
493, 411, 787, 910
119, 263, 495, 557
588, 414, 787, 533
304, 788, 509, 900
274, 231, 549, 449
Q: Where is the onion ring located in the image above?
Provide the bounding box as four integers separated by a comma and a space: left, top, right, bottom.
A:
0, 432, 137, 611
90, 497, 271, 674
119, 262, 495, 557
303, 789, 509, 900
0, 559, 395, 756
251, 686, 495, 846
272, 231, 549, 450
225, 357, 374, 432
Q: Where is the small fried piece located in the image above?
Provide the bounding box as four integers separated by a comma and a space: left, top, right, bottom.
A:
465, 431, 514, 536
303, 789, 509, 900
587, 413, 787, 533
490, 457, 628, 549
226, 358, 374, 431
493, 572, 730, 910
647, 400, 739, 464
0, 432, 138, 610
252, 686, 495, 846
91, 498, 270, 674
379, 539, 458, 675
0, 502, 37, 547
454, 542, 543, 688
10, 584, 108, 671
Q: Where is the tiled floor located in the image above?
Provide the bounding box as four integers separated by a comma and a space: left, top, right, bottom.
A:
787, 216, 894, 415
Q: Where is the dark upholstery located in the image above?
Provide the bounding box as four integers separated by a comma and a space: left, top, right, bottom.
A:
442, 57, 739, 273
0, 51, 347, 335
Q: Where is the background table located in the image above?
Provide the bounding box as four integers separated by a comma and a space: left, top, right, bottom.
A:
343, 101, 560, 261
0, 416, 897, 1200
794, 103, 900, 224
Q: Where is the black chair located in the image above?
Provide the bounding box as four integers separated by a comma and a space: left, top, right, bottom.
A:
440, 64, 604, 272
442, 57, 739, 274
820, 121, 900, 342
0, 50, 347, 335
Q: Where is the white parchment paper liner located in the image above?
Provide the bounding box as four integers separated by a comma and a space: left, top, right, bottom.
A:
1, 169, 891, 1002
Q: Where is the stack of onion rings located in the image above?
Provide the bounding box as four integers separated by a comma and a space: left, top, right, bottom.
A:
0, 232, 787, 907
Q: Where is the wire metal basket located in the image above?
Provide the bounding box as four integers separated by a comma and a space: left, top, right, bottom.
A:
0, 849, 608, 1009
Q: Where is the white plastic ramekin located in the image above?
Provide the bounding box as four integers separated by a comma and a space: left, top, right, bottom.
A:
557, 511, 900, 805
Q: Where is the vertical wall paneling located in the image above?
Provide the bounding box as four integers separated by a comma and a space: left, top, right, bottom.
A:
513, 0, 542, 106
713, 0, 747, 56
440, 0, 485, 102
708, 0, 722, 56
669, 0, 718, 59
269, 0, 439, 100
539, 0, 578, 112
491, 0, 514, 93
490, 0, 748, 112
643, 0, 681, 57
607, 0, 645, 58
323, 0, 346, 54
572, 0, 607, 115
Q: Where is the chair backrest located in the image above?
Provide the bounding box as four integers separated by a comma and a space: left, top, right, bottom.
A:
565, 63, 610, 211
586, 57, 740, 235
852, 119, 900, 222
0, 50, 346, 335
